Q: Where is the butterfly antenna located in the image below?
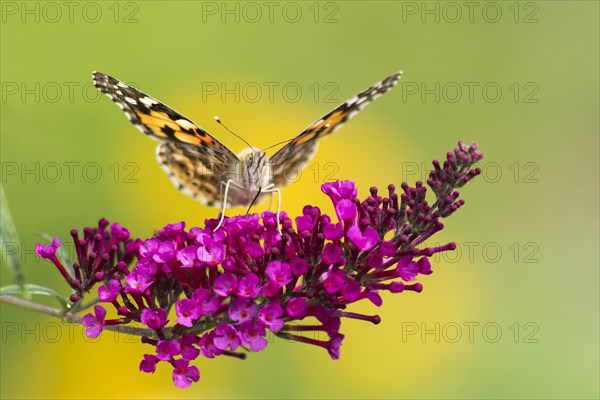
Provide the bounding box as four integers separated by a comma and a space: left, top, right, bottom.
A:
214, 116, 254, 150
264, 124, 331, 151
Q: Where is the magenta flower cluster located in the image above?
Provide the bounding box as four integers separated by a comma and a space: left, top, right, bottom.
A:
35, 141, 484, 388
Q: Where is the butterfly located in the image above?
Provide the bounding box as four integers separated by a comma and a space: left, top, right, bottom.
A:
93, 71, 402, 228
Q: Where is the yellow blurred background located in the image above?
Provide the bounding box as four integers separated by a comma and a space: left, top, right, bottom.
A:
1, 1, 598, 398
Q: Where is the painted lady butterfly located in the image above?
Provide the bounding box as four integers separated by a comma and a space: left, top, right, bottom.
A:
93, 71, 402, 227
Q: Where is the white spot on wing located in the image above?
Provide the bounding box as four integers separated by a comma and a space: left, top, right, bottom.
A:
346, 110, 359, 119
346, 96, 358, 105
176, 119, 197, 130
140, 97, 157, 107
355, 95, 369, 105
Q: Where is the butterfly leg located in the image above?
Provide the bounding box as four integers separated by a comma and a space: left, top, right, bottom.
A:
214, 179, 234, 232
261, 187, 282, 235
246, 187, 263, 215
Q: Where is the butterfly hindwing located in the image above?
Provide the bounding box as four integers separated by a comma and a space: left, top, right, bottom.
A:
156, 141, 230, 207
269, 71, 402, 188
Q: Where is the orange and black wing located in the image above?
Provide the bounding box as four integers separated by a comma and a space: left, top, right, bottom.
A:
269, 71, 402, 188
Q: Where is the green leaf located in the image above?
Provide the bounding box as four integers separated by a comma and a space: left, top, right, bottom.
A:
0, 184, 25, 288
0, 284, 68, 310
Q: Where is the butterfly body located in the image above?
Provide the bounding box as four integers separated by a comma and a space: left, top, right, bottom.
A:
227, 147, 272, 207
93, 71, 402, 210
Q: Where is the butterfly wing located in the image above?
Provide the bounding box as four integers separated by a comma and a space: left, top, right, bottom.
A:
93, 71, 239, 205
155, 141, 232, 207
269, 71, 402, 188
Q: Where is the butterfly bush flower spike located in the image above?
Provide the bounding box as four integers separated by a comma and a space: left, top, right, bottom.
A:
36, 141, 483, 388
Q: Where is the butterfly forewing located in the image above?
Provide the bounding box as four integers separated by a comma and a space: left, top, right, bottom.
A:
269, 71, 402, 188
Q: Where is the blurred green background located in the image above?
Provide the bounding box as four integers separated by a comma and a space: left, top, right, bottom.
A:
1, 1, 598, 398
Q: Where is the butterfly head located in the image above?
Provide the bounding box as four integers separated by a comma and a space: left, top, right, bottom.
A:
237, 147, 270, 189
